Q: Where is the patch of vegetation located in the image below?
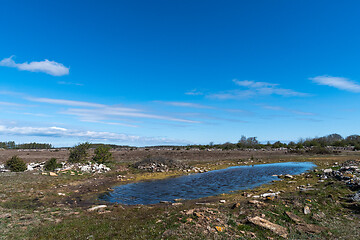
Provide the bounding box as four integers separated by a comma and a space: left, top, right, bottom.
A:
44, 158, 62, 171
307, 146, 332, 154
6, 155, 26, 172
133, 156, 187, 170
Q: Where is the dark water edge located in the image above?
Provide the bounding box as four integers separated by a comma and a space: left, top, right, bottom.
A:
99, 162, 316, 205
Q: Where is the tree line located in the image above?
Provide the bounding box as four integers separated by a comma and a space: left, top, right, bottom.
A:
0, 141, 52, 149
186, 133, 360, 151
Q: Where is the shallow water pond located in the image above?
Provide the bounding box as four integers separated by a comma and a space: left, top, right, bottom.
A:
99, 162, 316, 205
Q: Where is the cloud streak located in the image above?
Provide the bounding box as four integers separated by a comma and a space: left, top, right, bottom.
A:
310, 75, 360, 92
64, 108, 200, 123
156, 101, 213, 109
25, 96, 199, 124
0, 56, 69, 76
260, 104, 315, 116
0, 124, 186, 144
208, 79, 308, 99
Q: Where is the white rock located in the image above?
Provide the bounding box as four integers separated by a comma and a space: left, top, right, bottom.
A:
27, 165, 34, 171
261, 193, 276, 198
323, 169, 333, 173
304, 206, 311, 215
87, 205, 107, 212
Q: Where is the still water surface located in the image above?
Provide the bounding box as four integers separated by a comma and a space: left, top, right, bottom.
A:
99, 162, 316, 205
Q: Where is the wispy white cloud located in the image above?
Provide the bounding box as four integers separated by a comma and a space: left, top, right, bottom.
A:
309, 75, 360, 92
262, 105, 284, 111
208, 79, 308, 99
0, 56, 69, 76
260, 104, 315, 116
26, 96, 200, 123
0, 101, 26, 107
185, 89, 204, 96
64, 108, 200, 123
58, 81, 83, 86
26, 97, 132, 109
155, 101, 213, 109
233, 80, 277, 88
290, 110, 314, 116
80, 119, 139, 128
0, 124, 189, 145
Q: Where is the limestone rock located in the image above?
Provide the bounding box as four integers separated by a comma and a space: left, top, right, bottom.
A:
87, 205, 107, 212
247, 216, 288, 238
304, 206, 311, 215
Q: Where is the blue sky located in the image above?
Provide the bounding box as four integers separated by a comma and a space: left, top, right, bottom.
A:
1, 0, 360, 146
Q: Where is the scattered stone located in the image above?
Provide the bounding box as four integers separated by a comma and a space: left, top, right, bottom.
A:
57, 193, 66, 196
247, 216, 288, 238
219, 199, 226, 203
248, 200, 265, 206
87, 205, 107, 212
185, 209, 194, 215
133, 156, 187, 172
304, 206, 311, 215
284, 174, 293, 179
285, 211, 305, 224
324, 169, 333, 173
172, 202, 183, 206
231, 203, 241, 209
297, 224, 324, 234
49, 172, 58, 176
215, 226, 223, 232
0, 213, 11, 218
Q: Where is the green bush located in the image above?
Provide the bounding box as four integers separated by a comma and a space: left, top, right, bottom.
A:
68, 142, 90, 163
6, 156, 26, 172
93, 145, 112, 164
44, 158, 62, 171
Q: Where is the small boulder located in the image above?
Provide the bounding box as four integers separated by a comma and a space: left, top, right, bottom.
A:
304, 206, 311, 215
87, 205, 107, 212
247, 216, 288, 238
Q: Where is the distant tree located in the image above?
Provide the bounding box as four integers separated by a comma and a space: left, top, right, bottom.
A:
272, 141, 284, 148
287, 141, 296, 148
345, 135, 360, 146
68, 142, 90, 163
93, 145, 112, 164
237, 136, 260, 148
296, 142, 304, 149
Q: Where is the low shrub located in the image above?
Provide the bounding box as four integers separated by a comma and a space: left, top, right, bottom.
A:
92, 145, 112, 164
6, 155, 26, 172
44, 158, 62, 171
68, 142, 90, 163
